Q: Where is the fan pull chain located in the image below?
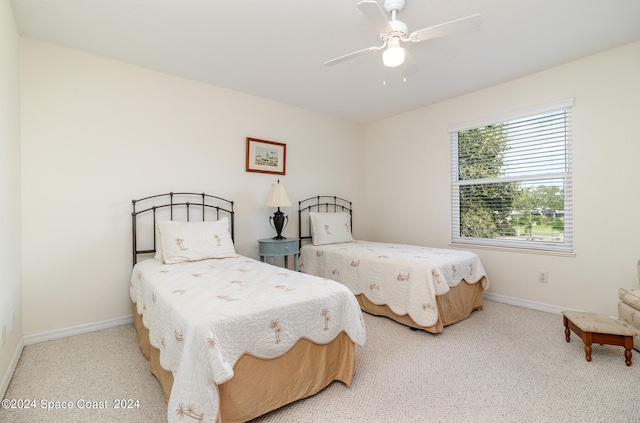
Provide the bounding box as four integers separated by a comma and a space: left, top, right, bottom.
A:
381, 69, 407, 85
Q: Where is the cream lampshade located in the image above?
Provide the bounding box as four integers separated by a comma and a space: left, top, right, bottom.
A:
264, 180, 293, 239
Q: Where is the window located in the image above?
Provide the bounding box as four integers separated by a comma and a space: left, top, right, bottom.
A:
450, 99, 573, 252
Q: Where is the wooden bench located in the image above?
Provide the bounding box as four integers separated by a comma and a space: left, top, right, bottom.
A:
562, 310, 635, 366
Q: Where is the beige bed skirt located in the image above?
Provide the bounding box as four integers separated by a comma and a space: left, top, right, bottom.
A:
133, 307, 355, 423
356, 280, 484, 333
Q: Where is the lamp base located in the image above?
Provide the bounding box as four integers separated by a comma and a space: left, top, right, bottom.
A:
269, 208, 288, 240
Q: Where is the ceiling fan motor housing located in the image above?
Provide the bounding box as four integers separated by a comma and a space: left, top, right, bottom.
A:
384, 0, 406, 14
388, 19, 408, 37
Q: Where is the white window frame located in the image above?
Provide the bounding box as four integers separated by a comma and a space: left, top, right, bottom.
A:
449, 99, 573, 253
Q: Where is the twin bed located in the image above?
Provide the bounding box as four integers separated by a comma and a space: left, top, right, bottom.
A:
130, 192, 488, 422
130, 193, 366, 423
298, 196, 488, 333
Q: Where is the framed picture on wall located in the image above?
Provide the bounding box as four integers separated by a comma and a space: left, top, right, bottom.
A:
246, 137, 286, 175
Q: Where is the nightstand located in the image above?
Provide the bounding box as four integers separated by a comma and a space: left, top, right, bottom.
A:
258, 237, 300, 271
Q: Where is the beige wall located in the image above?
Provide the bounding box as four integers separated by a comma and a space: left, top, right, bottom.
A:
6, 11, 640, 388
19, 38, 365, 336
0, 0, 22, 395
363, 41, 640, 316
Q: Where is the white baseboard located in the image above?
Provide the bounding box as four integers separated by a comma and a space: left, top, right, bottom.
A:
0, 296, 595, 400
2, 315, 133, 399
16, 296, 563, 346
23, 315, 134, 346
484, 292, 568, 315
0, 295, 590, 399
0, 337, 24, 400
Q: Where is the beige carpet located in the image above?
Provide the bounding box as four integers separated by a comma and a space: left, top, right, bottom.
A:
2, 300, 639, 422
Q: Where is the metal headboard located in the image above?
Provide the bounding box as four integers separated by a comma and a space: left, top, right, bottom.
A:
298, 195, 352, 249
131, 192, 234, 266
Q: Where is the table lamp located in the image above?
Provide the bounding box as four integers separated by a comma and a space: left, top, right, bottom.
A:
264, 180, 293, 239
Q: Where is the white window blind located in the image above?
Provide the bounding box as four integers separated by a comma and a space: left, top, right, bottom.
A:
450, 100, 573, 252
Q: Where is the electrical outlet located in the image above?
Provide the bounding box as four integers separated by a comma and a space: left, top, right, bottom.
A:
538, 271, 548, 284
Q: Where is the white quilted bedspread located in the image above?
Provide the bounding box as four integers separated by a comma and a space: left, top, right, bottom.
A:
130, 257, 365, 423
300, 240, 488, 327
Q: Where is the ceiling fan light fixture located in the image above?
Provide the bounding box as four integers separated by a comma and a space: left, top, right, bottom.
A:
325, 1, 483, 69
382, 37, 405, 67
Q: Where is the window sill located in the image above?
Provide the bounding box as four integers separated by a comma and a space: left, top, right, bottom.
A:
448, 242, 576, 257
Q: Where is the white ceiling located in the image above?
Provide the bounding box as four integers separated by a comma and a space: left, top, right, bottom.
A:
10, 0, 640, 124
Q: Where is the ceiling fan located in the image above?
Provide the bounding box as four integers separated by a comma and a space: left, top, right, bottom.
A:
325, 0, 483, 68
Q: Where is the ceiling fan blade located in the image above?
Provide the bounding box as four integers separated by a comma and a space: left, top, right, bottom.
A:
357, 0, 392, 34
410, 14, 483, 42
324, 43, 386, 66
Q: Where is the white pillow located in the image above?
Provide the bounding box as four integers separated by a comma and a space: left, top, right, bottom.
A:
158, 217, 237, 264
153, 220, 174, 260
154, 224, 162, 260
153, 220, 205, 260
309, 212, 354, 246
